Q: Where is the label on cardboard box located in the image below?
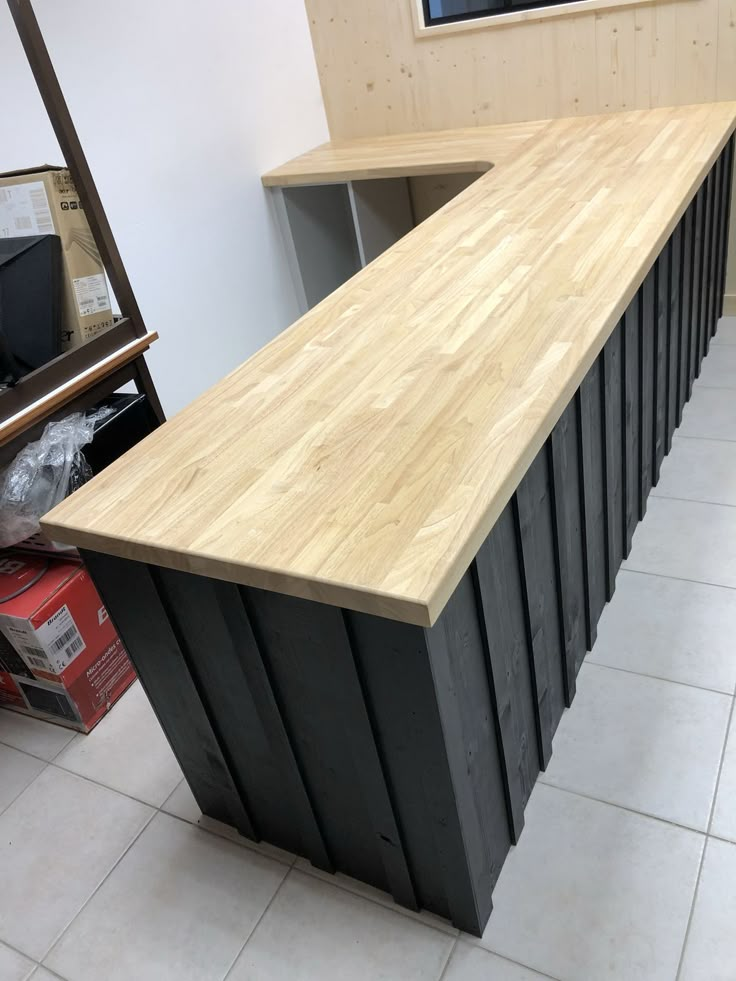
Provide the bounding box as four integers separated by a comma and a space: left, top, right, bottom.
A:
35, 603, 87, 673
73, 272, 110, 317
0, 180, 55, 237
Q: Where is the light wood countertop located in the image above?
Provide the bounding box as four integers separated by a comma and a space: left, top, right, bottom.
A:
43, 104, 736, 626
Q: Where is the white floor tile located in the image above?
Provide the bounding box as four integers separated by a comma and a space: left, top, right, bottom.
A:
712, 317, 736, 345
0, 744, 45, 814
679, 837, 736, 981
54, 682, 182, 807
0, 767, 151, 960
0, 941, 35, 981
623, 496, 736, 590
710, 712, 736, 842
162, 779, 295, 866
443, 942, 550, 980
228, 868, 453, 981
679, 384, 736, 441
542, 663, 729, 829
46, 812, 286, 981
654, 435, 736, 508
477, 783, 703, 981
32, 971, 65, 981
588, 571, 736, 693
0, 710, 76, 762
697, 343, 736, 389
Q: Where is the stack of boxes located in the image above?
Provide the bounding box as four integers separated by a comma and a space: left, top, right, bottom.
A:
0, 550, 135, 732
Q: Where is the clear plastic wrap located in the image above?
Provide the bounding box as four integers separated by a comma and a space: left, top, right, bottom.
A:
0, 408, 112, 548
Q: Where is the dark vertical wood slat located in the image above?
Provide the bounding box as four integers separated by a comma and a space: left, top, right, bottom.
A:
578, 357, 607, 648
79, 551, 253, 835
153, 570, 332, 869
667, 218, 683, 448
690, 183, 706, 381
242, 589, 405, 896
699, 170, 715, 363
623, 290, 641, 555
720, 137, 735, 319
707, 157, 721, 346
603, 321, 624, 594
640, 266, 656, 510
424, 571, 513, 930
349, 575, 512, 937
653, 247, 669, 484
348, 614, 474, 927
549, 398, 587, 695
475, 501, 541, 844
680, 199, 696, 413
515, 448, 567, 769
713, 150, 727, 331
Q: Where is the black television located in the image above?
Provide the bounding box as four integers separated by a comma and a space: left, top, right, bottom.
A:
0, 234, 62, 384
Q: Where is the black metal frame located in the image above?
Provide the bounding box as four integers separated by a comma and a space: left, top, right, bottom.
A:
422, 0, 584, 26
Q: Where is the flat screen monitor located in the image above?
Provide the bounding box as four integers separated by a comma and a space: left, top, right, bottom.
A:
0, 234, 62, 384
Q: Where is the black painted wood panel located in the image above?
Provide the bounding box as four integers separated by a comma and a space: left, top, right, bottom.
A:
579, 357, 606, 648
603, 320, 624, 593
654, 247, 669, 484
623, 291, 641, 551
640, 265, 656, 507
691, 183, 706, 382
515, 449, 567, 768
699, 170, 714, 363
680, 199, 695, 412
155, 570, 331, 867
549, 398, 587, 688
667, 219, 682, 450
474, 501, 540, 843
80, 551, 253, 835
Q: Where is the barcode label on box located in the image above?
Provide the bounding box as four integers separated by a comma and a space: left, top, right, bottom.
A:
21, 646, 51, 673
0, 181, 55, 238
36, 604, 87, 674
73, 273, 110, 317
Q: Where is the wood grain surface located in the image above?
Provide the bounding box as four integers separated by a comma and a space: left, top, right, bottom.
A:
43, 104, 736, 625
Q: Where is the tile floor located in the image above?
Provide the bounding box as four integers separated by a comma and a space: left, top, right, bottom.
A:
2, 321, 736, 981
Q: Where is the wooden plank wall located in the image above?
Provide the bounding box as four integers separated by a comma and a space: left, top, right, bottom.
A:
81, 142, 733, 938
303, 0, 736, 304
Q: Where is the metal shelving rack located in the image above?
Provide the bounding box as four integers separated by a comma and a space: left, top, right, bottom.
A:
1, 0, 164, 462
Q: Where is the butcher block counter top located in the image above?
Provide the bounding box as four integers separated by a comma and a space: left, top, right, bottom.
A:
42, 103, 736, 627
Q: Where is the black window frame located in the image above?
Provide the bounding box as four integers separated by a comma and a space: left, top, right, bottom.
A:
421, 0, 575, 24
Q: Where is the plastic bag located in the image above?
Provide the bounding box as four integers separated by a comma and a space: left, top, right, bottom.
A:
0, 408, 113, 548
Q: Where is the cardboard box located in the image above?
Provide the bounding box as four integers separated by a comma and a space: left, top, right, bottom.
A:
0, 551, 135, 732
0, 166, 114, 350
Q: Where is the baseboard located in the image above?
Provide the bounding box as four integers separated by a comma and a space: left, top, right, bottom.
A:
724, 293, 736, 316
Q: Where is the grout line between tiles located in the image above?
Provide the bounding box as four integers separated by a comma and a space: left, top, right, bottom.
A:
435, 936, 458, 981
0, 937, 39, 975
39, 808, 157, 966
48, 758, 179, 812
621, 566, 736, 596
0, 735, 72, 765
674, 432, 736, 445
582, 658, 734, 697
675, 693, 736, 980
220, 868, 294, 981
454, 939, 563, 981
0, 760, 49, 820
651, 491, 736, 510
535, 779, 712, 837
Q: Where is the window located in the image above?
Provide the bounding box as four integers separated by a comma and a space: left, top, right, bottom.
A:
423, 0, 579, 24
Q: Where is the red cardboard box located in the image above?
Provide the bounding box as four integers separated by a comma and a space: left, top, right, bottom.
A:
0, 551, 135, 731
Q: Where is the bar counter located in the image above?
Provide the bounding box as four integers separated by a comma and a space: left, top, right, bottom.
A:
42, 103, 736, 935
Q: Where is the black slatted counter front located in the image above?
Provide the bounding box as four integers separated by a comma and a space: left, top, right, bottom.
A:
81, 136, 733, 937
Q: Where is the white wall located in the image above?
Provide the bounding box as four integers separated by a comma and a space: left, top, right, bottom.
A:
0, 0, 329, 416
